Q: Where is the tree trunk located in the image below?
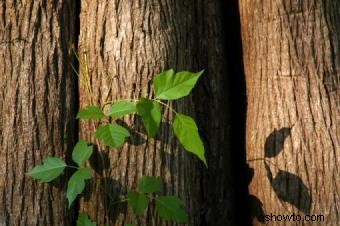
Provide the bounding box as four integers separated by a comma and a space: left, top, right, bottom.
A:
78, 0, 234, 225
0, 1, 77, 225
239, 0, 339, 225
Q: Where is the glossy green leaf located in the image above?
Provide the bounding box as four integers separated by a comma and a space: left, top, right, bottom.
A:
153, 69, 203, 100
108, 101, 136, 118
77, 105, 105, 120
77, 212, 97, 226
67, 168, 93, 207
26, 157, 66, 182
155, 196, 188, 223
139, 176, 162, 193
136, 98, 161, 137
95, 124, 130, 148
127, 192, 149, 215
173, 114, 207, 166
72, 140, 93, 167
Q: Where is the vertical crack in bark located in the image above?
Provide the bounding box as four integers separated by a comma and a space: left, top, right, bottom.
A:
223, 0, 251, 225
71, 0, 81, 225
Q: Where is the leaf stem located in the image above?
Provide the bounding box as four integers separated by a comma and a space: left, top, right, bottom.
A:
247, 158, 281, 170
247, 158, 266, 162
101, 98, 139, 110
66, 165, 79, 170
153, 99, 178, 114
79, 48, 110, 223
111, 198, 129, 205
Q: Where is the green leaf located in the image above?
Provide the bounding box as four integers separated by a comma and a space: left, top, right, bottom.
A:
155, 196, 188, 223
67, 168, 93, 207
124, 225, 134, 226
95, 124, 130, 148
153, 69, 203, 100
127, 192, 149, 215
26, 157, 66, 182
108, 101, 136, 118
77, 105, 105, 120
77, 212, 97, 226
72, 140, 93, 167
139, 176, 162, 193
173, 114, 207, 166
136, 98, 161, 137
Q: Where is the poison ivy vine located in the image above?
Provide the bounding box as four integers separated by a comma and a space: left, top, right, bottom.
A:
27, 59, 206, 225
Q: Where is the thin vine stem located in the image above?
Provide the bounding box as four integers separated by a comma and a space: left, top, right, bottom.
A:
77, 48, 111, 224
66, 165, 80, 170
153, 99, 178, 114
101, 98, 177, 116
111, 198, 129, 205
247, 157, 266, 162
101, 98, 139, 110
247, 158, 281, 170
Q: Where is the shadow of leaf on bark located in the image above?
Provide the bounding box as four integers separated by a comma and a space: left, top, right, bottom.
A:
82, 177, 128, 222
245, 164, 266, 224
264, 161, 273, 182
88, 145, 111, 175
116, 119, 147, 145
101, 177, 128, 222
116, 118, 174, 145
249, 195, 266, 224
264, 127, 291, 158
264, 165, 312, 214
264, 127, 311, 214
245, 164, 255, 186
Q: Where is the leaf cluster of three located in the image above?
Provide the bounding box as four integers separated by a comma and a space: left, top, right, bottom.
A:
26, 140, 93, 207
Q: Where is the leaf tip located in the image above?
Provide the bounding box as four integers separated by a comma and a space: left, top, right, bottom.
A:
198, 69, 205, 75
203, 159, 208, 168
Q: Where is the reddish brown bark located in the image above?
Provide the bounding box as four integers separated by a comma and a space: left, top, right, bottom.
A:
239, 0, 339, 225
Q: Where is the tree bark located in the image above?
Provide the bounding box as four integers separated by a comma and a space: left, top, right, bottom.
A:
78, 0, 234, 225
239, 0, 339, 225
0, 1, 77, 225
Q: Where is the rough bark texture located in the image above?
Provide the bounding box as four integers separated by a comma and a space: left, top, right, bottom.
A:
0, 1, 76, 225
78, 0, 233, 225
239, 0, 339, 225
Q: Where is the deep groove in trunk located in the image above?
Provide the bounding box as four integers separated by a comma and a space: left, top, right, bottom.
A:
223, 1, 251, 225
71, 0, 81, 224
